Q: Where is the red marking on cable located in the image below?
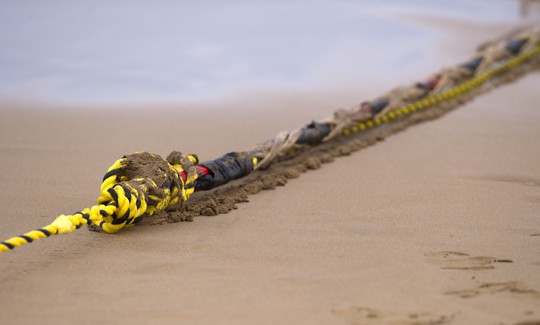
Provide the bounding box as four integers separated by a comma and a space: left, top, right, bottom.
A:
418, 74, 441, 90
179, 166, 210, 183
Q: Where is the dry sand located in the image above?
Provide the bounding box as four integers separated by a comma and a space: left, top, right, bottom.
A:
1, 16, 540, 325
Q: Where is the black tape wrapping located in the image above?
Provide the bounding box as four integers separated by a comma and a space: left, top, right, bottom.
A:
505, 38, 528, 54
196, 152, 254, 191
460, 57, 483, 72
296, 121, 332, 145
370, 98, 389, 115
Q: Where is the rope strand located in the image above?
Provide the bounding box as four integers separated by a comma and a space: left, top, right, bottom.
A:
1, 25, 539, 254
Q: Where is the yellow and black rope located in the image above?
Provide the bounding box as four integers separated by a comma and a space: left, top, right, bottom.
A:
1, 29, 539, 255
342, 43, 540, 136
0, 152, 199, 253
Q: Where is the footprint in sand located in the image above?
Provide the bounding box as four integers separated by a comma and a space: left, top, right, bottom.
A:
445, 281, 540, 299
425, 251, 512, 270
332, 306, 452, 325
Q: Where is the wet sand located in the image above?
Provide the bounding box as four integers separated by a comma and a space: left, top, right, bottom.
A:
1, 17, 540, 325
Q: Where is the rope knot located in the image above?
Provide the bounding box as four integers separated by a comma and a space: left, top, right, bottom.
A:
166, 151, 199, 200
94, 151, 199, 233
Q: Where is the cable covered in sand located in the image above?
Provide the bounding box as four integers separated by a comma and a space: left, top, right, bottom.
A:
1, 25, 540, 254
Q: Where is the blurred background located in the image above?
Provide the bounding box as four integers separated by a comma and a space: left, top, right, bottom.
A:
0, 0, 539, 107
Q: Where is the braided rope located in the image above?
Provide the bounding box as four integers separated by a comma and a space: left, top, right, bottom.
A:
0, 152, 199, 253
341, 43, 540, 136
1, 26, 539, 254
249, 26, 540, 165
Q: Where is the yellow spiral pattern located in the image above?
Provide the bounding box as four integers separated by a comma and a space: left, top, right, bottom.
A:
342, 44, 540, 136
1, 36, 539, 255
0, 153, 199, 253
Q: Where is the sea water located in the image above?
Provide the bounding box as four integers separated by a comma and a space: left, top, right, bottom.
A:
0, 0, 538, 106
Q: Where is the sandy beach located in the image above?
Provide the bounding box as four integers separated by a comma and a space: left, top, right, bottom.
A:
1, 4, 540, 325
